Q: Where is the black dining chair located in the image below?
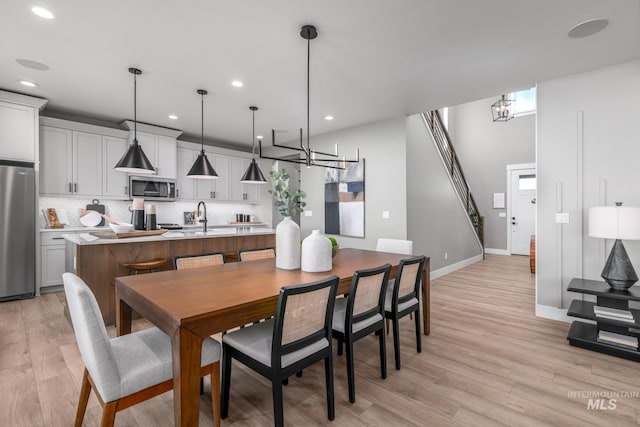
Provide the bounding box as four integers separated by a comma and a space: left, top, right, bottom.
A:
221, 275, 339, 426
384, 256, 426, 370
332, 263, 391, 403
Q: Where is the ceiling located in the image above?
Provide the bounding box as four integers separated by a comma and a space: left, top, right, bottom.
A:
2, 0, 639, 148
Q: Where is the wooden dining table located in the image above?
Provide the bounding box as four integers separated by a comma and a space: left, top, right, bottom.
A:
115, 248, 430, 426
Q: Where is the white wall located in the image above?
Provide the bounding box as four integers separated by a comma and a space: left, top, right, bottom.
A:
406, 114, 483, 270
537, 60, 640, 308
448, 97, 536, 251
298, 117, 407, 250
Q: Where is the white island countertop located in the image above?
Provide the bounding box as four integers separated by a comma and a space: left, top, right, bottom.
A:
64, 227, 275, 245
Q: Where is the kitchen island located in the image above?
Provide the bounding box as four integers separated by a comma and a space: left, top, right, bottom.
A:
65, 228, 275, 325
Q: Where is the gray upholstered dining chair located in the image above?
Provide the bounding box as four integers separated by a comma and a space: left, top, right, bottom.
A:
332, 263, 391, 403
384, 256, 426, 370
174, 252, 225, 269
375, 238, 414, 255
221, 275, 339, 427
62, 272, 221, 427
238, 247, 276, 261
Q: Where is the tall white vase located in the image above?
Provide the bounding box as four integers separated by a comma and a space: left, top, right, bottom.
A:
276, 216, 301, 270
301, 230, 332, 272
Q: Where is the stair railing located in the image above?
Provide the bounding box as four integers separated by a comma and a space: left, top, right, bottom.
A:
422, 110, 484, 249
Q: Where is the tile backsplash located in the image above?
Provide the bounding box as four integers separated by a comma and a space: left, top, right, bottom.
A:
39, 197, 267, 228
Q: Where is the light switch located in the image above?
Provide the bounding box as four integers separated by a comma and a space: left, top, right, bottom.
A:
499, 212, 506, 218
382, 211, 390, 219
555, 212, 570, 224
304, 210, 313, 217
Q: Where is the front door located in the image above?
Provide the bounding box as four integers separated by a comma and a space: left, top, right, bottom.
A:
509, 168, 536, 255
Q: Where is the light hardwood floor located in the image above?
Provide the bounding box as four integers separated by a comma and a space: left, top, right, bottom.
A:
2, 254, 640, 426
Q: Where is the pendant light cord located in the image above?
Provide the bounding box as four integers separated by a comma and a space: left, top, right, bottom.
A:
252, 109, 256, 158
201, 92, 204, 153
133, 72, 137, 144
306, 34, 310, 157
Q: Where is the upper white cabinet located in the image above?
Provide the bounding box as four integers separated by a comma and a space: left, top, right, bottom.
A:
102, 136, 129, 197
229, 157, 261, 202
0, 91, 47, 162
176, 147, 196, 200
121, 121, 182, 179
175, 142, 260, 203
73, 131, 102, 196
40, 117, 130, 198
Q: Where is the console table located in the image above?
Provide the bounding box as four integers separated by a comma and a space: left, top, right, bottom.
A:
567, 278, 640, 361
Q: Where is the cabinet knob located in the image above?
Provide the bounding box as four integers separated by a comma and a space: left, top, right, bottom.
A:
68, 182, 73, 193
176, 189, 180, 198
124, 185, 129, 195
74, 183, 78, 193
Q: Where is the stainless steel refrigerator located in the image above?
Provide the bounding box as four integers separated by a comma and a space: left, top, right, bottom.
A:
0, 160, 36, 301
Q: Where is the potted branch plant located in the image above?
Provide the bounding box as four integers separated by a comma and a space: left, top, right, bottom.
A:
269, 169, 307, 218
269, 169, 306, 269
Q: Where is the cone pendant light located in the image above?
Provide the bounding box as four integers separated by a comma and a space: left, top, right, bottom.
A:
187, 89, 218, 179
240, 106, 267, 184
115, 68, 155, 173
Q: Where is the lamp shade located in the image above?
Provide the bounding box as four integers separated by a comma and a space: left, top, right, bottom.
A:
114, 141, 155, 174
187, 150, 219, 179
589, 206, 640, 240
240, 158, 267, 184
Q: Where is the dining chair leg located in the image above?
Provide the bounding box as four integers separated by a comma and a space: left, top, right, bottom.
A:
337, 337, 343, 356
296, 370, 303, 377
211, 361, 221, 427
346, 340, 356, 403
379, 326, 387, 379
100, 401, 117, 427
220, 349, 232, 419
325, 353, 335, 421
272, 380, 284, 427
392, 317, 401, 370
74, 369, 92, 427
414, 309, 422, 353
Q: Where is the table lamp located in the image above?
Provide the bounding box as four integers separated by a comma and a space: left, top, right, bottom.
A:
589, 202, 640, 289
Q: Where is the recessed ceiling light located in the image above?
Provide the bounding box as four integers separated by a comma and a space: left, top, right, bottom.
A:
16, 58, 50, 71
31, 6, 54, 20
568, 19, 609, 38
19, 80, 39, 88
256, 135, 263, 140
324, 115, 334, 121
168, 114, 178, 120
231, 80, 244, 88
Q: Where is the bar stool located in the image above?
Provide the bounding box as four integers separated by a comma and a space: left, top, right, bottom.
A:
121, 258, 167, 275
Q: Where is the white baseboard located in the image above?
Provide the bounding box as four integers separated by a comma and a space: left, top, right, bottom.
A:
484, 248, 511, 255
535, 304, 573, 323
431, 254, 483, 280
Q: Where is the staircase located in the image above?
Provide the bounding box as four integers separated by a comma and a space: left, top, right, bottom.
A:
422, 110, 484, 252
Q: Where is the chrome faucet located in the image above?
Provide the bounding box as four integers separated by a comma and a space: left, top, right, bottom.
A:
197, 201, 207, 232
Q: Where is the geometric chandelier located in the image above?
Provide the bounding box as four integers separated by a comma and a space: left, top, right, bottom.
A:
491, 94, 514, 122
259, 24, 360, 170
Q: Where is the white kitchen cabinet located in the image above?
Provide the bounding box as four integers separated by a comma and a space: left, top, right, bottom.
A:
229, 156, 260, 202
177, 147, 196, 200
123, 122, 181, 179
73, 131, 102, 196
40, 126, 102, 196
0, 92, 46, 162
213, 154, 230, 200
40, 231, 75, 291
102, 136, 129, 197
40, 126, 73, 194
40, 117, 131, 199
194, 152, 229, 200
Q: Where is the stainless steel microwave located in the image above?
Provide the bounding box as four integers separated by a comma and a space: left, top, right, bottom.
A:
129, 176, 176, 201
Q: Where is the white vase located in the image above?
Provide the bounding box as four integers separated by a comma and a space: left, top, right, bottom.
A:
276, 217, 301, 270
301, 230, 333, 272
